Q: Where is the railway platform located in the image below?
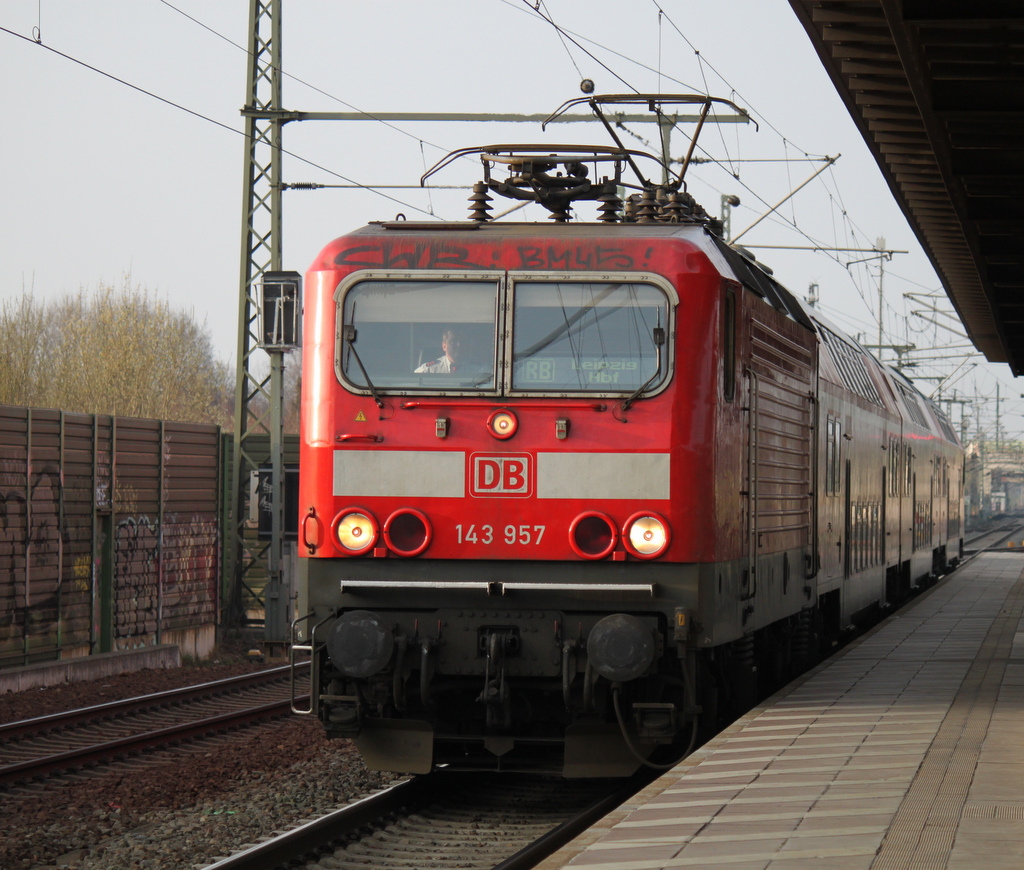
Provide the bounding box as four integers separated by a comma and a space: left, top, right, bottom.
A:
540, 550, 1024, 869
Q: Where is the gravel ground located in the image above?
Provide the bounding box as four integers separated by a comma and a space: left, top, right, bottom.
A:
1, 645, 394, 870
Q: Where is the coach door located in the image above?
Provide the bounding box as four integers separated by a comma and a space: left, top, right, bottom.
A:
843, 458, 852, 580
820, 414, 844, 582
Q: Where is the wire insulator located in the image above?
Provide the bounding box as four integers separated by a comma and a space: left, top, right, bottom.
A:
635, 189, 659, 224
623, 194, 640, 223
547, 205, 570, 222
467, 181, 493, 222
663, 192, 689, 223
596, 183, 622, 223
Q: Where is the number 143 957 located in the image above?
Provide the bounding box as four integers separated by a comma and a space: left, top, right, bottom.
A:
455, 524, 546, 546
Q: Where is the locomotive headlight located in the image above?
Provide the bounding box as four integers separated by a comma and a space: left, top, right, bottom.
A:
326, 610, 393, 678
569, 511, 618, 559
624, 512, 670, 558
487, 409, 518, 440
384, 509, 432, 557
587, 613, 655, 682
333, 508, 379, 554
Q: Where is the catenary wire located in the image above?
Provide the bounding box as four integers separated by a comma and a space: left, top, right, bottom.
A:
0, 23, 436, 219
156, 0, 453, 158
519, 0, 639, 92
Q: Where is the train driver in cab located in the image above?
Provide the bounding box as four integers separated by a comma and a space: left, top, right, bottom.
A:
415, 327, 465, 374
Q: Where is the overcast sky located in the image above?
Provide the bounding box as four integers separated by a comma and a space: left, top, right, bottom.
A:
3, 1, 1020, 437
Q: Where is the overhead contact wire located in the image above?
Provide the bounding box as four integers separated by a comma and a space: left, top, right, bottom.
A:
518, 0, 639, 92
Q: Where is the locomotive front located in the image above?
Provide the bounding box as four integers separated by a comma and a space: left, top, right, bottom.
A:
294, 114, 750, 776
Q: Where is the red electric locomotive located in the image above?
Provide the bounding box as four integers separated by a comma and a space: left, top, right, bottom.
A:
293, 95, 963, 777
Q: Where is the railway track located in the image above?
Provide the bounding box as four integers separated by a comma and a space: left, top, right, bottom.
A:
202, 768, 653, 870
964, 517, 1024, 553
0, 664, 309, 792
197, 525, 1020, 870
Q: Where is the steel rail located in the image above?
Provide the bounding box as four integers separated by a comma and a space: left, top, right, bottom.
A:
491, 768, 657, 870
0, 696, 308, 788
0, 662, 308, 743
201, 767, 658, 870
202, 773, 447, 870
963, 520, 1024, 555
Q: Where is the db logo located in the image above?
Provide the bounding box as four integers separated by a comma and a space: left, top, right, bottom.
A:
470, 454, 532, 497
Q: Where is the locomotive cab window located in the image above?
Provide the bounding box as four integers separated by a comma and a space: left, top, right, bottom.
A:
335, 272, 673, 398
339, 277, 500, 392
510, 280, 670, 394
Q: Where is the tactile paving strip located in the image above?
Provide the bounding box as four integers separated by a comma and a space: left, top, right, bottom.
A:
962, 805, 1024, 821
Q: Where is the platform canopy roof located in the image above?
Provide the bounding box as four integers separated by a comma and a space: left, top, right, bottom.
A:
787, 1, 1024, 374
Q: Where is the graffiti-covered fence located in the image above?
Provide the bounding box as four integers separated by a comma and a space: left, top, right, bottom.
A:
0, 406, 222, 667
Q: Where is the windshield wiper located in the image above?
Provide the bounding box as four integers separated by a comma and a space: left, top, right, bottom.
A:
620, 326, 665, 411
343, 326, 385, 409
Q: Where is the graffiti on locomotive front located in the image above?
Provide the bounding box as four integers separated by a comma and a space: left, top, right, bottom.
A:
330, 241, 643, 273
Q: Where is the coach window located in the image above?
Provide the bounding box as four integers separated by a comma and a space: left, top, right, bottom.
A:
826, 416, 842, 496
338, 277, 500, 393
888, 437, 901, 497
510, 280, 670, 394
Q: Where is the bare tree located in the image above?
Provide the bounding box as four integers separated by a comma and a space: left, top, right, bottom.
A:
0, 292, 49, 408
0, 278, 233, 425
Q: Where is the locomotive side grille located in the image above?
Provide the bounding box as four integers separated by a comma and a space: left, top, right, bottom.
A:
749, 318, 815, 551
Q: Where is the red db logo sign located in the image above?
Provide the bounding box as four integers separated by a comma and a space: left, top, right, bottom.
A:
470, 454, 532, 497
